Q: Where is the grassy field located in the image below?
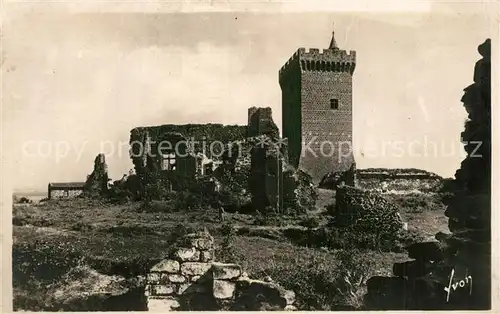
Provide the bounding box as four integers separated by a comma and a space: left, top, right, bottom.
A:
12, 190, 449, 311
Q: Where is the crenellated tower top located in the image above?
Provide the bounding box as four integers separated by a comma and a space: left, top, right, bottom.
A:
279, 25, 356, 83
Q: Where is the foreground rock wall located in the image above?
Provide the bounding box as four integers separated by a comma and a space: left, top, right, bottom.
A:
145, 231, 296, 311
364, 38, 491, 310
442, 37, 491, 309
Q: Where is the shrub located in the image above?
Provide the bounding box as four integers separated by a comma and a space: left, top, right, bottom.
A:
254, 254, 338, 310
331, 249, 371, 309
298, 216, 320, 228
141, 200, 176, 213
13, 241, 83, 287
169, 223, 195, 243
253, 214, 285, 227
282, 225, 420, 253
216, 224, 242, 263
15, 197, 33, 204
236, 226, 251, 235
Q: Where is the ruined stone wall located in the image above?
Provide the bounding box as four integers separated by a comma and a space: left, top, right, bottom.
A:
248, 135, 316, 214
145, 231, 296, 311
250, 139, 284, 213
355, 169, 443, 194
320, 167, 443, 193
363, 39, 491, 311
247, 107, 279, 139
49, 189, 83, 199
130, 124, 247, 177
83, 153, 109, 197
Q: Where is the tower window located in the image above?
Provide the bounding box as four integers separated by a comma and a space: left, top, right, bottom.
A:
330, 99, 339, 110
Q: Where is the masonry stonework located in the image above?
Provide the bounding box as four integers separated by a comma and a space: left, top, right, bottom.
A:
145, 231, 296, 311
280, 30, 356, 183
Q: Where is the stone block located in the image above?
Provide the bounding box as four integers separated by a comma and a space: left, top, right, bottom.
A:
284, 305, 297, 311
195, 238, 214, 250
367, 276, 407, 294
191, 275, 201, 282
159, 274, 170, 284
177, 282, 208, 295
282, 288, 296, 305
393, 260, 429, 278
147, 296, 180, 311
234, 278, 294, 309
180, 232, 214, 248
200, 250, 214, 262
213, 280, 236, 299
168, 274, 187, 283
212, 262, 242, 280
151, 284, 176, 296
407, 242, 444, 262
175, 247, 200, 262
181, 262, 212, 276
151, 259, 180, 273
147, 272, 161, 284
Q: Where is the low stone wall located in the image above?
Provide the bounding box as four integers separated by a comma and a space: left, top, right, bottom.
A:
356, 177, 442, 194
145, 231, 296, 311
49, 189, 83, 199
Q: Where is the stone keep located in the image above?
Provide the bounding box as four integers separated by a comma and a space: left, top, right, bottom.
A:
280, 28, 356, 183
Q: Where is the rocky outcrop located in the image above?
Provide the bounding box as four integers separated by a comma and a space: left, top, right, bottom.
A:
83, 153, 109, 197
145, 231, 296, 311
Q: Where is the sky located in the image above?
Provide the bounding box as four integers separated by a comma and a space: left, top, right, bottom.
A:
2, 1, 496, 192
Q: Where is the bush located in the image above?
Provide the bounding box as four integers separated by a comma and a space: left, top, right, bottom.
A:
169, 223, 195, 243
13, 241, 83, 287
216, 224, 242, 263
283, 225, 420, 253
141, 200, 176, 213
15, 197, 33, 204
298, 216, 320, 228
253, 213, 285, 227
331, 249, 371, 309
252, 249, 372, 310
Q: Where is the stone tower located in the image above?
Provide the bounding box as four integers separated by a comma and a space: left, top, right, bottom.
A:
279, 27, 356, 183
